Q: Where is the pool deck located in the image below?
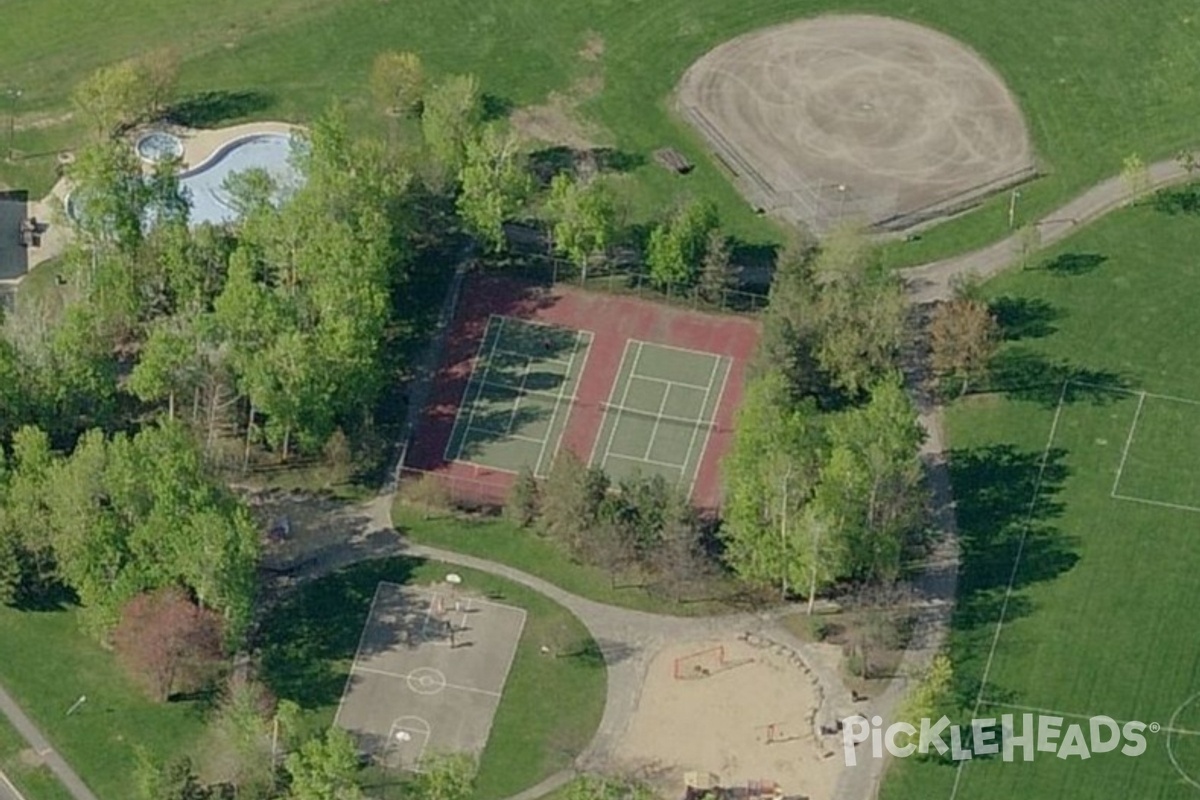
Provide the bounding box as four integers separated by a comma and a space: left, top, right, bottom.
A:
0, 121, 300, 285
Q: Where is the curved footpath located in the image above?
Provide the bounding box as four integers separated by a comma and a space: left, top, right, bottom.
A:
0, 155, 1196, 800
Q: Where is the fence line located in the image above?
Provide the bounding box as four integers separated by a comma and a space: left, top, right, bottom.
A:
397, 465, 511, 511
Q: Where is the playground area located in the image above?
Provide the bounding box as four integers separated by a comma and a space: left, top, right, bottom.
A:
404, 274, 758, 508
612, 639, 843, 798
334, 581, 526, 769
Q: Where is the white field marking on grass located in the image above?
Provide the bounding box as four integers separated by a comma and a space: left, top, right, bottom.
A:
980, 699, 1200, 736
1111, 391, 1147, 496
642, 383, 676, 460
676, 355, 723, 489
333, 583, 386, 728
503, 356, 534, 435
350, 666, 503, 698
688, 356, 733, 498
534, 329, 586, 478
443, 315, 507, 463
1111, 493, 1200, 513
596, 341, 647, 469
949, 379, 1070, 800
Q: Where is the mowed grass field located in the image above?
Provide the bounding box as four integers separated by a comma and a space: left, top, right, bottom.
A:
883, 188, 1200, 798
4, 0, 1200, 258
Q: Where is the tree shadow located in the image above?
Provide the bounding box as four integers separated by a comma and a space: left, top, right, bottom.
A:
1034, 252, 1107, 276
527, 145, 646, 186
257, 556, 422, 709
986, 347, 1129, 407
481, 93, 513, 122
165, 90, 275, 128
1153, 185, 1200, 216
12, 581, 78, 613
989, 296, 1060, 341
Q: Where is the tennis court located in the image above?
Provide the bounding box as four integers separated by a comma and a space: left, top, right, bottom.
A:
590, 340, 731, 491
444, 315, 592, 478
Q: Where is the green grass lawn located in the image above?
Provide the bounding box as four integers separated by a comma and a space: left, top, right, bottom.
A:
258, 556, 606, 800
0, 602, 208, 800
393, 503, 737, 616
0, 714, 73, 800
4, 0, 1200, 260
882, 187, 1200, 798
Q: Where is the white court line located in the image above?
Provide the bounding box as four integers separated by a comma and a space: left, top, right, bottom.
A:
979, 699, 1200, 736
543, 328, 596, 474
604, 452, 688, 473
534, 329, 585, 477
503, 356, 533, 435
595, 341, 645, 469
688, 356, 732, 498
350, 666, 503, 698
443, 315, 506, 463
628, 373, 711, 391
641, 383, 675, 460
1111, 391, 1146, 496
588, 339, 633, 466
677, 355, 722, 490
1111, 493, 1200, 513
0, 769, 27, 800
377, 582, 528, 615
949, 379, 1069, 800
333, 583, 386, 728
635, 339, 727, 360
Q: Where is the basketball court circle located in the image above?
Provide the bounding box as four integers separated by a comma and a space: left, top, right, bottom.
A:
334, 582, 527, 771
676, 14, 1036, 233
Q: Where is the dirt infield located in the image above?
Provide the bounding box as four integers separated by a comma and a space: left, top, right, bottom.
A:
676, 15, 1035, 233
611, 639, 844, 798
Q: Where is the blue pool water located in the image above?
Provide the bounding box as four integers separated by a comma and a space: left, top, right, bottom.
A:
182, 133, 301, 226
68, 132, 303, 228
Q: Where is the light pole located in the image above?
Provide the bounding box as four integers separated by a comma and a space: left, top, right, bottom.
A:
5, 88, 22, 163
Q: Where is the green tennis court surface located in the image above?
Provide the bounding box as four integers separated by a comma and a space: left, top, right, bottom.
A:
444, 315, 592, 478
591, 340, 730, 491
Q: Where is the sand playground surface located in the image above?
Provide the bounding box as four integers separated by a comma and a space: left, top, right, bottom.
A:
612, 638, 844, 799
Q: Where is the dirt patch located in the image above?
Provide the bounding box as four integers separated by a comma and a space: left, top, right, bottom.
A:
611, 639, 844, 798
512, 37, 610, 150
18, 747, 43, 767
676, 14, 1036, 233
579, 32, 606, 62
13, 110, 74, 132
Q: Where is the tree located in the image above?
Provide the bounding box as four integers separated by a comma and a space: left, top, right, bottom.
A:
928, 298, 999, 396
140, 48, 181, 119
371, 51, 425, 117
505, 467, 539, 527
1121, 153, 1151, 204
721, 370, 827, 598
412, 753, 476, 800
69, 138, 154, 253
284, 728, 363, 800
646, 199, 718, 289
540, 450, 608, 553
545, 174, 617, 281
71, 59, 155, 138
113, 587, 225, 701
697, 227, 735, 305
898, 653, 954, 739
422, 74, 484, 177
812, 271, 908, 398
206, 673, 278, 797
135, 752, 214, 800
818, 374, 927, 582
456, 124, 532, 252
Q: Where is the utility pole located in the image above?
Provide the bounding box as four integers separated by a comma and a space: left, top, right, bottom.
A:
1008, 188, 1021, 230
5, 88, 21, 163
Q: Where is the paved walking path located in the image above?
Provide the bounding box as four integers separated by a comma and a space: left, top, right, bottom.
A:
0, 684, 97, 800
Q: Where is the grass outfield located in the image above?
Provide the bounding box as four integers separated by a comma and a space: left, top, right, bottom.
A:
882, 189, 1200, 798
258, 556, 605, 800
4, 1, 1200, 259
